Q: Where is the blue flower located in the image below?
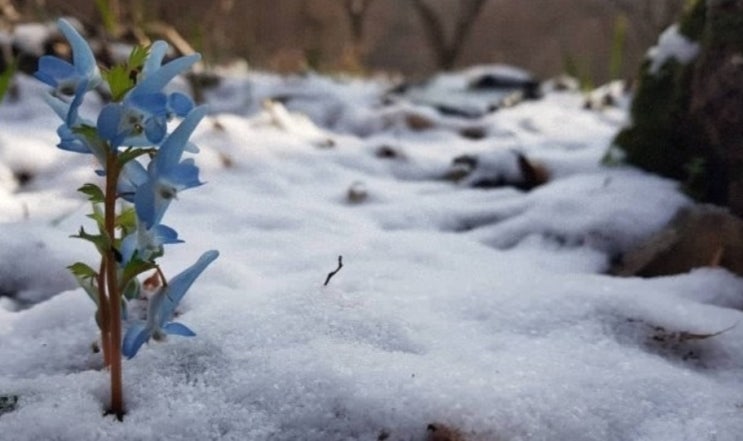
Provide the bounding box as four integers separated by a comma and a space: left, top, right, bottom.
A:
96, 43, 199, 148
34, 19, 101, 127
118, 160, 149, 201
122, 250, 219, 359
43, 93, 109, 162
133, 106, 207, 228
120, 223, 183, 265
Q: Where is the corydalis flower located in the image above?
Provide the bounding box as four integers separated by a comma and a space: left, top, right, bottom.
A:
120, 223, 182, 265
34, 18, 101, 127
97, 41, 199, 148
35, 19, 107, 161
133, 106, 207, 228
122, 250, 219, 359
34, 19, 100, 92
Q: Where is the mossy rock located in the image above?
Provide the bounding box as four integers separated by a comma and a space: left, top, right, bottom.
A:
612, 0, 743, 213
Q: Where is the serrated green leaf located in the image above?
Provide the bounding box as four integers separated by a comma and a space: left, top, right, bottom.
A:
128, 45, 149, 72
116, 207, 137, 234
68, 262, 98, 280
78, 183, 105, 203
104, 65, 135, 102
103, 44, 150, 102
71, 226, 110, 254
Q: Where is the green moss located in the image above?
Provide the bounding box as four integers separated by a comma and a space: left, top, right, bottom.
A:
612, 0, 711, 199
613, 55, 697, 181
679, 0, 706, 40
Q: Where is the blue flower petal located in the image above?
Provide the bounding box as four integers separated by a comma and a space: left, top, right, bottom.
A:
57, 18, 98, 79
154, 106, 207, 172
167, 159, 203, 189
122, 322, 151, 359
129, 92, 168, 117
97, 103, 124, 142
118, 160, 149, 201
34, 56, 75, 88
133, 53, 201, 96
168, 92, 194, 117
134, 180, 157, 228
65, 79, 89, 127
56, 125, 90, 154
144, 116, 167, 144
162, 322, 196, 337
151, 224, 183, 245
156, 250, 219, 325
143, 41, 169, 77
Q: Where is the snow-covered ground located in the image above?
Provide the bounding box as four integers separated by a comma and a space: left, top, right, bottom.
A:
1, 69, 742, 441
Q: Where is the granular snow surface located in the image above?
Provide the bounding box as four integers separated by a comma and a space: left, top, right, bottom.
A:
1, 70, 742, 441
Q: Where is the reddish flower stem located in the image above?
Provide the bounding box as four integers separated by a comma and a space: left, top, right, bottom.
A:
104, 151, 124, 420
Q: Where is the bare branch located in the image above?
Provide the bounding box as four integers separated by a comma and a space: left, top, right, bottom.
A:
323, 256, 344, 286
412, 0, 489, 70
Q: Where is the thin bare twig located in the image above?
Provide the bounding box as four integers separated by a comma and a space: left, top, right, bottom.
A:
324, 255, 343, 286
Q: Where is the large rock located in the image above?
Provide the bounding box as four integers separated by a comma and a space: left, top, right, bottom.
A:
612, 0, 743, 216
688, 0, 743, 215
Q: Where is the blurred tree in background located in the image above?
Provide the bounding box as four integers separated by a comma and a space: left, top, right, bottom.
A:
3, 0, 686, 81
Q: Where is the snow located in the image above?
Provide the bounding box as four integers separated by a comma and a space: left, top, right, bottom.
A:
1, 68, 742, 441
646, 25, 700, 75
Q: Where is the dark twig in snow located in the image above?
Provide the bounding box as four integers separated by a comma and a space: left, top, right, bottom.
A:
324, 256, 343, 286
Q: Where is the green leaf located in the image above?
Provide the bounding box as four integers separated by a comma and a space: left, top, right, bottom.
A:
102, 44, 151, 102
72, 124, 99, 140
68, 262, 100, 306
103, 64, 134, 102
128, 45, 149, 72
116, 207, 137, 234
71, 226, 110, 254
78, 183, 105, 203
68, 262, 98, 280
86, 205, 106, 232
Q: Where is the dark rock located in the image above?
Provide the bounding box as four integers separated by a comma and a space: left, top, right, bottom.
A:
375, 145, 405, 160
458, 126, 487, 140
612, 204, 743, 277
469, 74, 542, 100
444, 151, 548, 191
444, 155, 478, 182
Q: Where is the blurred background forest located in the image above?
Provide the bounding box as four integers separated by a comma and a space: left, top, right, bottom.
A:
2, 0, 685, 83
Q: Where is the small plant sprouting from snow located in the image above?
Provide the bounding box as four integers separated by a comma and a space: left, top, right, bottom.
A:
34, 18, 218, 419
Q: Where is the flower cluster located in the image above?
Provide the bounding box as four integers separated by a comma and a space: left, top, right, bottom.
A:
35, 17, 218, 410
